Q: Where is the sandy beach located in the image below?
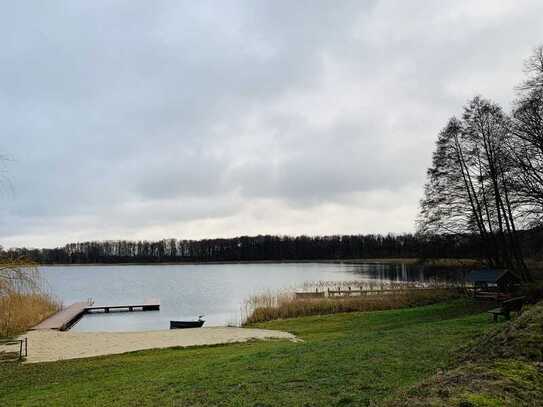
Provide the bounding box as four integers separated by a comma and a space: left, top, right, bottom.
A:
3, 328, 297, 363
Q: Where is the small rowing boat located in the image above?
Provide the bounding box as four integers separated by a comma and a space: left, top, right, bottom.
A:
170, 316, 205, 329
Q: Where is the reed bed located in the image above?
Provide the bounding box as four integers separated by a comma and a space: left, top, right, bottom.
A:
243, 281, 464, 325
301, 279, 463, 292
0, 258, 61, 337
0, 291, 60, 337
302, 280, 463, 291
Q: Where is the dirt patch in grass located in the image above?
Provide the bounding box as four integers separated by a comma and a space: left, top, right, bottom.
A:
388, 359, 543, 406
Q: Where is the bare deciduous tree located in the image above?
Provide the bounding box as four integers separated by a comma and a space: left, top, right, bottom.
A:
511, 46, 543, 226
419, 97, 531, 280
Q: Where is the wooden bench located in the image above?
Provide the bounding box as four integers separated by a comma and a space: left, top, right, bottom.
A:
488, 296, 526, 322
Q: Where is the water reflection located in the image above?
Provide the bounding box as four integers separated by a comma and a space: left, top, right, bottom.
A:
348, 263, 467, 284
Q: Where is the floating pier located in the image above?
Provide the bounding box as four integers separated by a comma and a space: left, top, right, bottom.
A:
31, 298, 160, 331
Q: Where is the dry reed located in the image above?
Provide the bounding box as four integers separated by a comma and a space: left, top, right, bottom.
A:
0, 258, 61, 337
243, 284, 463, 325
0, 291, 60, 337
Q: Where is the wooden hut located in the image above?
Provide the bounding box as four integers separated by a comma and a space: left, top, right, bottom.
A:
466, 269, 520, 298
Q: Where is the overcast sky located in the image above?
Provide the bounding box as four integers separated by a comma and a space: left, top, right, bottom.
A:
1, 1, 543, 248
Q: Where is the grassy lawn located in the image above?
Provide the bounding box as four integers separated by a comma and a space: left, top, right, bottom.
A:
0, 301, 495, 406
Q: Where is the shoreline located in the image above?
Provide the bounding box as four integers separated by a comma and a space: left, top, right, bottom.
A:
35, 258, 480, 268
36, 259, 419, 267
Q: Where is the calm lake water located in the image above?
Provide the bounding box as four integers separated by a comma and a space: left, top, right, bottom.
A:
40, 262, 463, 332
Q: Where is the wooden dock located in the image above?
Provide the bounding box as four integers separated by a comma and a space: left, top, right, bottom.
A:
86, 298, 160, 313
294, 287, 458, 299
326, 287, 452, 297
31, 301, 90, 331
31, 298, 160, 331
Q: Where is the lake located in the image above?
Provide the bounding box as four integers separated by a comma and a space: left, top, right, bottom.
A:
40, 262, 463, 332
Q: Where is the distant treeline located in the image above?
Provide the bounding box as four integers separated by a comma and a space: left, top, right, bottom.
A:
2, 231, 542, 264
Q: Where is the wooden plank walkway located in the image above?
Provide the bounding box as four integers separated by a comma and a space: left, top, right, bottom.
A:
326, 287, 454, 296
86, 298, 160, 313
31, 298, 160, 331
292, 287, 458, 299
31, 301, 89, 331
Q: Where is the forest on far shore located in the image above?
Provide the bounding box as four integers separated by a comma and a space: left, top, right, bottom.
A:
2, 230, 542, 265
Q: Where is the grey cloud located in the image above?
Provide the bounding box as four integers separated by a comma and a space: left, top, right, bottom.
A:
227, 120, 421, 204
1, 1, 543, 247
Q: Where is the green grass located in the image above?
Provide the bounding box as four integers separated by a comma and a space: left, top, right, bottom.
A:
386, 300, 543, 406
0, 301, 495, 406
